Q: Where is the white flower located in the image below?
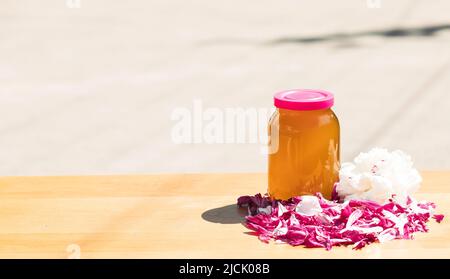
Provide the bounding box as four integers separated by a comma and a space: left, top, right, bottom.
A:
336, 148, 421, 204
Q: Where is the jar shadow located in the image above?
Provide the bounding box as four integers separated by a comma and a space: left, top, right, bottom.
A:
201, 204, 248, 224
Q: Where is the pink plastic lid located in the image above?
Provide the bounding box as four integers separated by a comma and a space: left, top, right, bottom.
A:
274, 89, 334, 110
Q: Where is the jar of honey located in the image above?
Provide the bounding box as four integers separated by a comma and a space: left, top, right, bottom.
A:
268, 89, 340, 200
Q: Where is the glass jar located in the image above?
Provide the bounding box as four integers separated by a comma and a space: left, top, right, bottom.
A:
268, 89, 340, 200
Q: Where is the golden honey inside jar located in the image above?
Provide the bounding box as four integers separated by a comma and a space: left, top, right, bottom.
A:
268, 89, 340, 200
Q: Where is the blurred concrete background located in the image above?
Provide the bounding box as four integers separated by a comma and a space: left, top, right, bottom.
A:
0, 0, 449, 175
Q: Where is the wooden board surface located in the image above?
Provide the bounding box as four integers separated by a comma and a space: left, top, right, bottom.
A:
0, 172, 448, 258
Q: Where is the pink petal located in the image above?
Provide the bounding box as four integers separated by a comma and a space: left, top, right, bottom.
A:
237, 193, 443, 250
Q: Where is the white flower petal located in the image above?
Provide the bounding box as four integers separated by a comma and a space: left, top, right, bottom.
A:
295, 196, 323, 216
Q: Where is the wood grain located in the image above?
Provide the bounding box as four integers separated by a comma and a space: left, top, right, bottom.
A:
0, 172, 448, 258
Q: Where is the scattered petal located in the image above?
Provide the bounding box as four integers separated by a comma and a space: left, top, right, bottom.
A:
238, 193, 443, 250
295, 196, 323, 216
433, 214, 444, 223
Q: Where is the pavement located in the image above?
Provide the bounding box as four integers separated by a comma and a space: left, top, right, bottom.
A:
0, 0, 449, 175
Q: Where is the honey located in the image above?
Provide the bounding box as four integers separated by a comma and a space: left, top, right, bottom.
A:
268, 89, 340, 200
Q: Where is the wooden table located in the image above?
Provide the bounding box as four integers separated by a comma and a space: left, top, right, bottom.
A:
0, 172, 448, 258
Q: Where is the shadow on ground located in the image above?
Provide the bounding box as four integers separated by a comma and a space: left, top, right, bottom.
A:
270, 23, 450, 45
202, 204, 248, 224
198, 23, 450, 46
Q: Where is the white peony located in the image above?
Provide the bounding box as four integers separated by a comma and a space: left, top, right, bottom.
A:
336, 148, 422, 205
